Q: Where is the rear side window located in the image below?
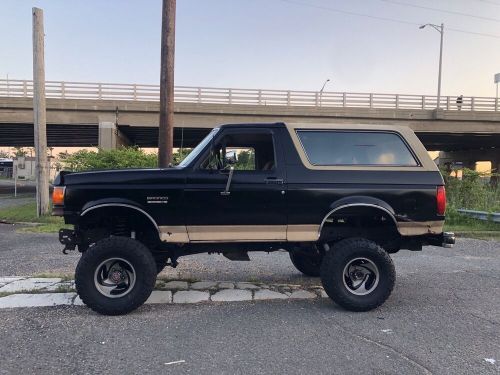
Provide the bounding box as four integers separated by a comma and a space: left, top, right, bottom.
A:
296, 130, 418, 166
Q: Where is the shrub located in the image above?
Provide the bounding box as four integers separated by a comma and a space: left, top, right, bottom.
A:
59, 147, 157, 171
444, 168, 500, 212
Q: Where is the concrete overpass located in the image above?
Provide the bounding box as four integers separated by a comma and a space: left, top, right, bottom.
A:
0, 79, 498, 171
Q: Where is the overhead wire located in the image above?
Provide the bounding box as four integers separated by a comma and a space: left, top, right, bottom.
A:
276, 0, 500, 39
380, 0, 500, 24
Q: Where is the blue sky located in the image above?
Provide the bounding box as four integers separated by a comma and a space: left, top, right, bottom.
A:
1, 0, 500, 96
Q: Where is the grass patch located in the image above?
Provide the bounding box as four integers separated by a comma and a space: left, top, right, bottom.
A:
32, 272, 73, 281
0, 201, 70, 233
444, 208, 500, 240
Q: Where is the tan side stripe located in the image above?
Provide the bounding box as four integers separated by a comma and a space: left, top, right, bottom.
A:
287, 224, 320, 241
187, 225, 287, 242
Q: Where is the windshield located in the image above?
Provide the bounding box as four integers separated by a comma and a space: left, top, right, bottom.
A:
178, 128, 220, 168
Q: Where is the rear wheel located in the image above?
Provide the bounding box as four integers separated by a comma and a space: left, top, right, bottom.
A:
320, 238, 395, 311
75, 236, 157, 315
289, 251, 322, 277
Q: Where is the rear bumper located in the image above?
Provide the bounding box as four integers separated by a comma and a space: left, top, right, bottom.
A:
426, 232, 456, 248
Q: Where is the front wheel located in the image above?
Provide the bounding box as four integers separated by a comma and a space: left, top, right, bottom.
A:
75, 236, 157, 315
320, 238, 395, 312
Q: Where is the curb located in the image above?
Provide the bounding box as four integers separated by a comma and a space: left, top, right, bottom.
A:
0, 277, 328, 309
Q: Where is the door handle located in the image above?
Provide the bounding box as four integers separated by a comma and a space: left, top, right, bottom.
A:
265, 177, 284, 185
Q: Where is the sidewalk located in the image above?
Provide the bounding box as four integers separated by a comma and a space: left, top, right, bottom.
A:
0, 276, 326, 309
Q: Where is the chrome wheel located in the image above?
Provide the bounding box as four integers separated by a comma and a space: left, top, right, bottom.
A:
94, 258, 136, 298
342, 257, 379, 296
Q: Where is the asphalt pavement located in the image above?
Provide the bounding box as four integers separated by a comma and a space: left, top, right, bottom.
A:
0, 224, 499, 374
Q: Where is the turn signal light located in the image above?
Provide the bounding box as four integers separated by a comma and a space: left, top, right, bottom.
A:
436, 186, 446, 216
52, 186, 66, 206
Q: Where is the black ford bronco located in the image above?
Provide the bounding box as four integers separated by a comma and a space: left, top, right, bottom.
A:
53, 122, 455, 315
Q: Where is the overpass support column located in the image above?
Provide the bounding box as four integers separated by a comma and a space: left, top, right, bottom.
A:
491, 158, 499, 187
98, 116, 130, 150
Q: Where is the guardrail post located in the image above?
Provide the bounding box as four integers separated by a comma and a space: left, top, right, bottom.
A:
98, 83, 102, 100
369, 93, 373, 109
198, 88, 202, 103
258, 90, 262, 105
342, 92, 346, 107
495, 96, 498, 112
23, 80, 28, 97
446, 96, 450, 110
471, 97, 475, 111
315, 92, 319, 107
61, 82, 65, 99
228, 88, 232, 104
133, 84, 137, 100
395, 94, 399, 109
287, 91, 291, 106
422, 95, 425, 109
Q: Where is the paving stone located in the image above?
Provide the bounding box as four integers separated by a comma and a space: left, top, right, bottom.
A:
319, 290, 328, 298
163, 281, 189, 290
0, 278, 61, 293
236, 282, 260, 290
211, 289, 252, 302
173, 291, 209, 304
254, 289, 289, 300
217, 282, 234, 289
190, 281, 217, 290
0, 277, 24, 283
146, 291, 172, 304
289, 290, 317, 299
0, 293, 75, 308
73, 295, 85, 306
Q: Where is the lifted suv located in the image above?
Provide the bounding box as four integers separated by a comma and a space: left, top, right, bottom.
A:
53, 122, 454, 315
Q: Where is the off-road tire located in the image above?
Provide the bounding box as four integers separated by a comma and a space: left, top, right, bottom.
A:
153, 253, 169, 274
75, 236, 157, 315
289, 251, 322, 277
320, 238, 395, 312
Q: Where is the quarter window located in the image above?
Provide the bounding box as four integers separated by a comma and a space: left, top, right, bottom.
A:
296, 130, 418, 166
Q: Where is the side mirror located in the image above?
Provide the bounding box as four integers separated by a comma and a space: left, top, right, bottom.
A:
224, 150, 238, 165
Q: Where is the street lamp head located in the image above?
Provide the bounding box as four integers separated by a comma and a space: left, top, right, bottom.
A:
419, 24, 426, 29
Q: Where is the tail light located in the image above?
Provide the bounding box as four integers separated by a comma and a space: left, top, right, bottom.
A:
52, 186, 66, 206
436, 186, 446, 215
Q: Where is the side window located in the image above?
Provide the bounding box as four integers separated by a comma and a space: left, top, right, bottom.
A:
296, 130, 418, 166
199, 131, 276, 171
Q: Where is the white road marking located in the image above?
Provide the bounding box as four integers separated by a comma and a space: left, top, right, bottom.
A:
484, 358, 496, 365
164, 360, 185, 365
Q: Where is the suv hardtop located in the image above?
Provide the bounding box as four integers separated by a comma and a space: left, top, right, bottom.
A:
53, 122, 454, 315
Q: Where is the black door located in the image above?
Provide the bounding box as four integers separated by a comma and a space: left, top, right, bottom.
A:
184, 128, 286, 241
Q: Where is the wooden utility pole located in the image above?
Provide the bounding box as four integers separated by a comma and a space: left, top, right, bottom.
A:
158, 0, 176, 167
32, 7, 49, 216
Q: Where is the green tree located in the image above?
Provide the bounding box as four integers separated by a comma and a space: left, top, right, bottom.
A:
60, 147, 157, 172
0, 150, 11, 158
12, 147, 28, 157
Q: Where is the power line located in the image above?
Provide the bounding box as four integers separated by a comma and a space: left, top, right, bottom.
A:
381, 0, 500, 23
278, 0, 419, 26
476, 0, 500, 6
277, 0, 500, 39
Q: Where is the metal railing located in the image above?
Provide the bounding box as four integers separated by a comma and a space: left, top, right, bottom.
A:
458, 209, 500, 223
0, 78, 498, 111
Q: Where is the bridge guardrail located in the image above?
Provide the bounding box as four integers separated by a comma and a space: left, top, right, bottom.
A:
457, 209, 500, 223
0, 78, 498, 111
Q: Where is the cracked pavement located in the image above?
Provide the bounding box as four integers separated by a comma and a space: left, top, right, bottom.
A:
0, 224, 499, 374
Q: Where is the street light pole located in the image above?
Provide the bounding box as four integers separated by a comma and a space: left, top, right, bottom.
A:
420, 23, 444, 110
319, 78, 330, 107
